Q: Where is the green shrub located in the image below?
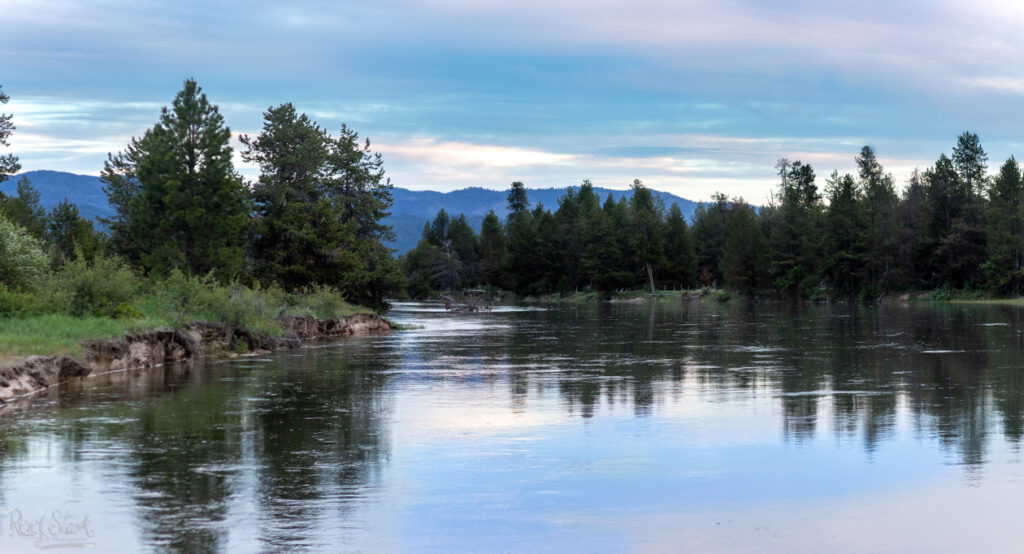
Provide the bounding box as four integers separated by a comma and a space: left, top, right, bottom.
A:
0, 284, 43, 317
287, 284, 358, 319
149, 271, 286, 334
0, 215, 47, 291
45, 254, 142, 318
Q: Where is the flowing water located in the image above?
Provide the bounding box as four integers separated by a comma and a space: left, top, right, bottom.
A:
2, 301, 1024, 552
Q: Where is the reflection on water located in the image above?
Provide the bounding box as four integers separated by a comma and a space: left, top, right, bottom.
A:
2, 301, 1024, 551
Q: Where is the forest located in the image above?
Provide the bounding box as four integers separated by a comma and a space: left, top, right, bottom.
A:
404, 134, 1019, 301
1, 79, 1022, 317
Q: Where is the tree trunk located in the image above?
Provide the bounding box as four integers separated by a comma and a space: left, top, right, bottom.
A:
646, 262, 655, 294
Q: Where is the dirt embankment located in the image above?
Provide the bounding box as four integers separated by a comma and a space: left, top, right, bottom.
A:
0, 313, 393, 406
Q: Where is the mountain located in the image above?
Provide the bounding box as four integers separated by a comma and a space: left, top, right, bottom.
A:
2, 170, 112, 223
7, 171, 701, 254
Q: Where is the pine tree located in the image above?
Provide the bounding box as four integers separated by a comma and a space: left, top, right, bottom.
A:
242, 103, 341, 288
925, 153, 983, 287
721, 201, 767, 294
953, 131, 989, 197
478, 211, 505, 287
507, 181, 530, 219
0, 177, 47, 239
767, 159, 822, 297
856, 146, 899, 296
897, 169, 931, 289
692, 192, 730, 286
662, 203, 697, 288
102, 79, 249, 279
629, 179, 664, 292
983, 157, 1024, 294
240, 103, 401, 310
823, 172, 865, 297
0, 85, 19, 184
504, 207, 539, 294
48, 199, 103, 268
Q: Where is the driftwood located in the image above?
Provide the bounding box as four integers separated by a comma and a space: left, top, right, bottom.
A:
443, 295, 493, 313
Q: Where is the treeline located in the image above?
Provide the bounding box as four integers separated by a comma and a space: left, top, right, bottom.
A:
404, 180, 697, 296
0, 80, 401, 315
405, 133, 1021, 300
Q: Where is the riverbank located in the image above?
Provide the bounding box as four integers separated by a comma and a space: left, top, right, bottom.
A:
0, 312, 392, 406
429, 287, 1024, 307
0, 263, 396, 406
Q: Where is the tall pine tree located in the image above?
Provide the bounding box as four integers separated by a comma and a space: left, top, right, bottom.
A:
102, 79, 249, 279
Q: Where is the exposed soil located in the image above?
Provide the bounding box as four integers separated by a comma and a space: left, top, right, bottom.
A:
0, 313, 393, 407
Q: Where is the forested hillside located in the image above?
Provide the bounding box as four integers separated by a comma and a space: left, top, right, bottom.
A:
9, 171, 698, 254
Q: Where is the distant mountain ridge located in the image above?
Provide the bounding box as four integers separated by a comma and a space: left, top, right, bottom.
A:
6, 171, 701, 254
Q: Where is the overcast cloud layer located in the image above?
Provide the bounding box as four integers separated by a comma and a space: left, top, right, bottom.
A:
5, 0, 1024, 201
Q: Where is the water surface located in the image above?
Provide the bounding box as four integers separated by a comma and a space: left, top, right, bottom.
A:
2, 301, 1024, 552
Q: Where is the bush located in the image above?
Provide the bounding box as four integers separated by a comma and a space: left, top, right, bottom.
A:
0, 215, 47, 291
149, 271, 287, 334
45, 254, 142, 318
287, 284, 358, 319
0, 284, 43, 317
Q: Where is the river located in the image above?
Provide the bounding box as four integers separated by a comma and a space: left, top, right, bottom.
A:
2, 301, 1024, 552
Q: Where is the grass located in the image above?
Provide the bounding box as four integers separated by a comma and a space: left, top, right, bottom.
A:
0, 267, 376, 362
0, 314, 169, 360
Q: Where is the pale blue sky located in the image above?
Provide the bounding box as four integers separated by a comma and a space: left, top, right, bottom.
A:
6, 0, 1024, 202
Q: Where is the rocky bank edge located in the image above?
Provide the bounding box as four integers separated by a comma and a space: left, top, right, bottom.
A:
0, 313, 392, 406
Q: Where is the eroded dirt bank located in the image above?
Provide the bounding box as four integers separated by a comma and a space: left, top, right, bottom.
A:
0, 313, 392, 406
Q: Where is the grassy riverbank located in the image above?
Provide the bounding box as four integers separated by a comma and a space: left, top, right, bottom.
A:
0, 256, 371, 360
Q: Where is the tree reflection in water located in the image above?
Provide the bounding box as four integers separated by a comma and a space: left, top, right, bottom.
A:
1, 301, 1024, 549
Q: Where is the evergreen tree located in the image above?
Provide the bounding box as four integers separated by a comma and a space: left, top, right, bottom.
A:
507, 181, 530, 219
478, 210, 505, 287
242, 103, 339, 288
553, 181, 587, 289
628, 179, 664, 292
504, 207, 539, 294
897, 169, 931, 289
0, 85, 19, 184
720, 200, 767, 294
662, 203, 697, 289
0, 177, 47, 239
579, 201, 630, 293
823, 171, 865, 297
953, 131, 989, 197
531, 204, 564, 293
47, 199, 103, 268
447, 213, 479, 284
925, 153, 984, 287
767, 159, 821, 297
101, 79, 249, 279
241, 103, 401, 310
692, 192, 730, 286
983, 157, 1024, 294
425, 209, 450, 246
856, 146, 899, 296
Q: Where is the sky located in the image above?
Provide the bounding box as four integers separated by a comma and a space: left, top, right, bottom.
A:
5, 0, 1024, 203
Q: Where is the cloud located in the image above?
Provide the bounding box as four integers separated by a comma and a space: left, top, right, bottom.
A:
4, 0, 1023, 201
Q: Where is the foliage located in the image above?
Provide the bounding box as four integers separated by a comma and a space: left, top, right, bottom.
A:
45, 253, 142, 318
0, 214, 48, 291
399, 133, 1023, 302
48, 199, 104, 268
0, 177, 47, 239
0, 84, 19, 183
241, 104, 400, 312
101, 79, 250, 279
